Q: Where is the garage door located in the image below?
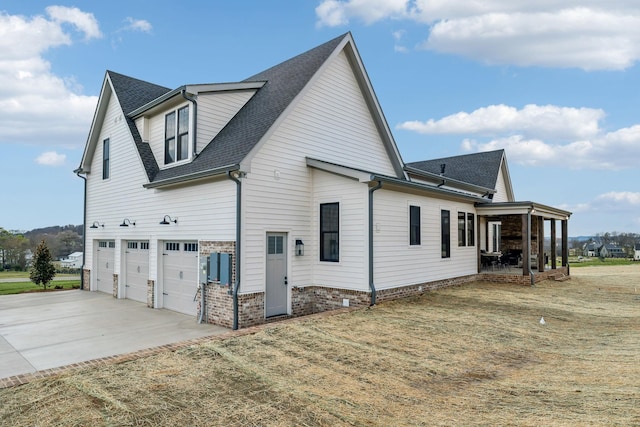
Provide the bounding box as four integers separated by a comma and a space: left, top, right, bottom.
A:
96, 241, 115, 295
162, 241, 199, 315
124, 241, 149, 304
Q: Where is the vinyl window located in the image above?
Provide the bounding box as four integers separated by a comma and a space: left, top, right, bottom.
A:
164, 106, 189, 165
441, 210, 450, 258
320, 202, 339, 262
409, 205, 421, 246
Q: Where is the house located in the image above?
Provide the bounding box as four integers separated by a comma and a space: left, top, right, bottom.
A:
600, 243, 626, 258
59, 252, 83, 269
582, 241, 600, 257
75, 33, 571, 330
634, 244, 640, 261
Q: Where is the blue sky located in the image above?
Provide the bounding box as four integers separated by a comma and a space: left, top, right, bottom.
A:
1, 1, 639, 236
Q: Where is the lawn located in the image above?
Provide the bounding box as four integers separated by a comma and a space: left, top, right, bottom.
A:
1, 265, 638, 426
0, 280, 80, 295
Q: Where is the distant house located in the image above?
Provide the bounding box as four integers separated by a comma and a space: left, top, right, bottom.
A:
582, 241, 600, 257
599, 244, 626, 258
60, 252, 83, 269
634, 244, 640, 261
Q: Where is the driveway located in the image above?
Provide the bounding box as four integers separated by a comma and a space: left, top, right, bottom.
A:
0, 290, 229, 379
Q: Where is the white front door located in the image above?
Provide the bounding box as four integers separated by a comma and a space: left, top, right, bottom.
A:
161, 241, 198, 315
265, 233, 287, 317
96, 241, 115, 295
124, 241, 149, 303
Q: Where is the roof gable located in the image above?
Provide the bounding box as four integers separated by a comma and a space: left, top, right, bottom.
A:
78, 71, 171, 178
406, 149, 514, 199
149, 33, 358, 186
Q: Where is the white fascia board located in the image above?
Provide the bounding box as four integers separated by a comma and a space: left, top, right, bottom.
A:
476, 202, 572, 220
186, 81, 265, 94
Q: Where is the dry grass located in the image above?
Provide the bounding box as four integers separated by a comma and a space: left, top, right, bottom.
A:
1, 265, 639, 426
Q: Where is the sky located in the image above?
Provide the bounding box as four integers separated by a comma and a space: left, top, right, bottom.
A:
1, 1, 639, 237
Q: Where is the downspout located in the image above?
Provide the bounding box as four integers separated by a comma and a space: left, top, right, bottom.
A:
527, 208, 534, 287
181, 89, 198, 156
75, 169, 87, 290
368, 181, 383, 305
228, 171, 242, 330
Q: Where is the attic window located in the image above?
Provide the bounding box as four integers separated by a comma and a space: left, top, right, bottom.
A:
164, 105, 189, 165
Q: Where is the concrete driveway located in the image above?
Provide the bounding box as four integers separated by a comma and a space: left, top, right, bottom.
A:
0, 290, 228, 379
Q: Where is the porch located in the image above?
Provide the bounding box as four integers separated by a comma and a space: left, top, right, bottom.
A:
475, 201, 572, 285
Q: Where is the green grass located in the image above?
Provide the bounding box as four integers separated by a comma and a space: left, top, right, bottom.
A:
0, 280, 80, 295
568, 256, 634, 267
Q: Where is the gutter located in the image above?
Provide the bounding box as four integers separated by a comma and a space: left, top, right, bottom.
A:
74, 168, 87, 290
528, 208, 534, 287
228, 171, 243, 330
368, 180, 383, 305
181, 89, 198, 157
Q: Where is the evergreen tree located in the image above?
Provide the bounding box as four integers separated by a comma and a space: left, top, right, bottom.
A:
30, 240, 56, 290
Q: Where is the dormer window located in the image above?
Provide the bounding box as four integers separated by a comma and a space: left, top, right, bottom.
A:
164, 105, 189, 165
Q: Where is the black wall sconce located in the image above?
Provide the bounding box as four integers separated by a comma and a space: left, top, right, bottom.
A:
160, 215, 178, 225
120, 218, 136, 227
295, 239, 304, 256
89, 221, 104, 229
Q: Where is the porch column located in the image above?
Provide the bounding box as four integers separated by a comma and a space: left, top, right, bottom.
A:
537, 216, 544, 271
562, 219, 569, 267
522, 214, 529, 275
550, 220, 557, 269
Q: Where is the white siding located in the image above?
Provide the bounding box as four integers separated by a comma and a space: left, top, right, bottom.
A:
493, 164, 512, 202
85, 93, 236, 288
241, 49, 397, 294
196, 90, 256, 153
372, 189, 478, 289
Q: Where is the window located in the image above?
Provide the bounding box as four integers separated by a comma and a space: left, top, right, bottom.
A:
467, 213, 475, 246
441, 210, 450, 258
409, 205, 421, 246
458, 212, 466, 246
184, 243, 198, 252
165, 242, 180, 251
102, 138, 110, 179
320, 202, 339, 262
127, 242, 138, 249
164, 106, 189, 165
268, 236, 284, 255
140, 242, 149, 250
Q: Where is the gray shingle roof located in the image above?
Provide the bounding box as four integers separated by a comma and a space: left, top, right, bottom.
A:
112, 33, 349, 185
406, 149, 505, 190
107, 71, 172, 181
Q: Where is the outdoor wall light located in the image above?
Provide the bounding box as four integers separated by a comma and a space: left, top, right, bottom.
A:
159, 215, 178, 225
89, 222, 104, 229
295, 239, 304, 256
120, 218, 136, 227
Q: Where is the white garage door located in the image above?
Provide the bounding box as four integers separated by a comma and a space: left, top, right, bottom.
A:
96, 241, 115, 295
124, 241, 149, 304
162, 241, 199, 315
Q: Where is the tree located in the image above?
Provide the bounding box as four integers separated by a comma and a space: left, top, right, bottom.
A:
30, 240, 56, 290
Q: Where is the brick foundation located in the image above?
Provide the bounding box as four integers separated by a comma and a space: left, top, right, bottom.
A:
112, 274, 118, 298
147, 280, 154, 308
195, 237, 570, 329
82, 269, 91, 291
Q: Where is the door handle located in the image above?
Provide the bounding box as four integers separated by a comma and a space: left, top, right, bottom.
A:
284, 276, 288, 285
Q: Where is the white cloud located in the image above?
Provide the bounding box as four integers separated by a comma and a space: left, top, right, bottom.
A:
36, 151, 67, 166
0, 8, 99, 147
398, 104, 604, 140
316, 0, 408, 27
401, 103, 640, 170
596, 191, 640, 206
45, 6, 102, 40
122, 17, 152, 33
315, 1, 640, 70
